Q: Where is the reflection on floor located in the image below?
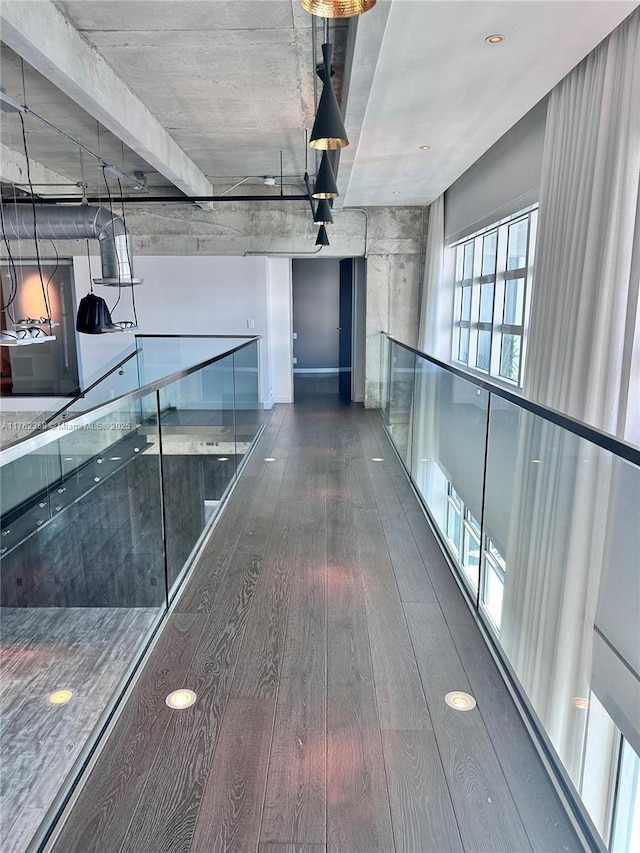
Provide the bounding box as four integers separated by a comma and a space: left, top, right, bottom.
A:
0, 606, 158, 853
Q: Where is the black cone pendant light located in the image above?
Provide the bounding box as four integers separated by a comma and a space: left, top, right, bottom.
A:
309, 43, 349, 150
76, 293, 115, 334
313, 152, 339, 199
301, 0, 376, 17
313, 198, 334, 225
316, 225, 330, 246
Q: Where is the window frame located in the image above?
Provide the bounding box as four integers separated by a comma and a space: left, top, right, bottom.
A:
450, 206, 538, 389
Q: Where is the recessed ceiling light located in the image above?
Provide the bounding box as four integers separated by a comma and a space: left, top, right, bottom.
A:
572, 697, 589, 710
445, 691, 476, 711
392, 191, 400, 195
371, 457, 384, 462
419, 145, 431, 151
218, 457, 229, 462
420, 458, 430, 463
165, 689, 197, 709
97, 458, 103, 464
264, 457, 276, 462
94, 477, 100, 482
110, 457, 122, 461
531, 459, 542, 464
486, 34, 505, 44
49, 689, 73, 705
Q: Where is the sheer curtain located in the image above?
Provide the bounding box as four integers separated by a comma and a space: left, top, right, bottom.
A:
525, 9, 640, 440
417, 194, 448, 359
501, 8, 640, 799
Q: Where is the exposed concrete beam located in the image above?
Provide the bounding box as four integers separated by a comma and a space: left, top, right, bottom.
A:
0, 142, 83, 195
0, 0, 213, 201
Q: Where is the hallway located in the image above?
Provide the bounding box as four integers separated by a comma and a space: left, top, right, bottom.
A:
50, 376, 582, 852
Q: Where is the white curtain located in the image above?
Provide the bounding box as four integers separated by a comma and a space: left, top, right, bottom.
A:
417, 194, 448, 358
525, 9, 640, 440
500, 8, 640, 810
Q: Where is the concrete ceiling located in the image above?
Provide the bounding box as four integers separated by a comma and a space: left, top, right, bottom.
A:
0, 0, 638, 206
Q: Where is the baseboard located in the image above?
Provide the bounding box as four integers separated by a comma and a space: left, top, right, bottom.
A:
293, 368, 339, 374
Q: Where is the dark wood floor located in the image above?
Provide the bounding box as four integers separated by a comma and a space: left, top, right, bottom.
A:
50, 376, 583, 853
0, 607, 158, 853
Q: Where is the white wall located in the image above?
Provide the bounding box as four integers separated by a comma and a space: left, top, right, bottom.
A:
266, 258, 293, 404
70, 254, 295, 408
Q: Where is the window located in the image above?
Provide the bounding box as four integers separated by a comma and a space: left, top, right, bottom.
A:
451, 208, 537, 386
445, 482, 507, 629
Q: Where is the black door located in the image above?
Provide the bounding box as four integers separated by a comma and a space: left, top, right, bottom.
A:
338, 259, 353, 401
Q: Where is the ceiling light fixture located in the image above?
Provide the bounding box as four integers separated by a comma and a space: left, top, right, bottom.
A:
165, 689, 197, 709
371, 457, 384, 462
486, 34, 505, 44
315, 225, 330, 246
300, 0, 376, 17
312, 151, 339, 199
572, 697, 589, 710
309, 43, 349, 150
264, 457, 276, 462
313, 198, 334, 225
445, 691, 476, 711
419, 145, 431, 151
76, 293, 116, 334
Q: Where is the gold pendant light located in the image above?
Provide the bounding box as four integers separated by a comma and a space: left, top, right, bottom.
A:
300, 0, 376, 17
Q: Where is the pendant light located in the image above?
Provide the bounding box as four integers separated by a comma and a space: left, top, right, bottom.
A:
313, 198, 334, 225
316, 225, 330, 246
76, 292, 115, 334
300, 0, 376, 17
309, 43, 349, 150
313, 152, 339, 199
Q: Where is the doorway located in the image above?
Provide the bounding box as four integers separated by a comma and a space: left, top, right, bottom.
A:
291, 257, 365, 403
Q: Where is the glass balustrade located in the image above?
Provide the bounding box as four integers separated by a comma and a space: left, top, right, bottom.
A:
0, 336, 263, 853
382, 333, 640, 851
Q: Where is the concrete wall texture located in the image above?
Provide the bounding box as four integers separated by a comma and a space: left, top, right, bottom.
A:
20, 203, 427, 410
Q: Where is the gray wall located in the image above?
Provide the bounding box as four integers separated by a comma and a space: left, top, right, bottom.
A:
292, 258, 341, 370
445, 96, 548, 244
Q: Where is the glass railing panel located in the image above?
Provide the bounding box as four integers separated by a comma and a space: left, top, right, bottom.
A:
0, 388, 165, 853
136, 335, 244, 386
409, 356, 489, 596
158, 352, 237, 594
233, 340, 262, 466
385, 340, 416, 468
482, 398, 640, 847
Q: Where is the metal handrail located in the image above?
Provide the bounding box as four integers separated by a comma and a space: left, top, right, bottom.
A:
383, 333, 640, 467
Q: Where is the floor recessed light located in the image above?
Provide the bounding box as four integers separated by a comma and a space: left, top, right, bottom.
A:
49, 689, 73, 705
419, 144, 431, 151
264, 457, 276, 462
165, 689, 197, 709
486, 34, 505, 44
445, 691, 476, 711
572, 696, 589, 710
371, 457, 384, 462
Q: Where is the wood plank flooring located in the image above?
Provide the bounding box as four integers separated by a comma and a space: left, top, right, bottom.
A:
0, 606, 158, 853
49, 376, 583, 853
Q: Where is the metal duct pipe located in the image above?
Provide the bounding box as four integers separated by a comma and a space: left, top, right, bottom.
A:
0, 204, 142, 285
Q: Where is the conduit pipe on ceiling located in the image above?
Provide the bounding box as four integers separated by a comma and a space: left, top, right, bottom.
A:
0, 204, 141, 285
